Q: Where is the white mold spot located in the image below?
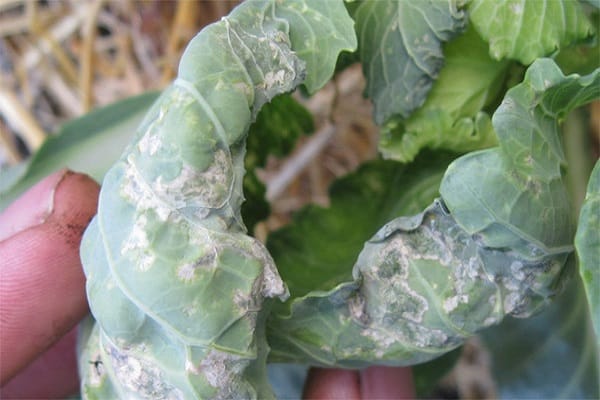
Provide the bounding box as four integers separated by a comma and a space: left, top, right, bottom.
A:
229, 234, 288, 300
373, 237, 430, 324
409, 323, 449, 348
153, 149, 232, 211
176, 254, 216, 283
260, 260, 288, 300
107, 343, 183, 399
510, 261, 525, 281
182, 300, 200, 317
503, 291, 521, 314
122, 155, 172, 222
261, 69, 288, 92
233, 81, 252, 97
120, 213, 156, 272
198, 349, 246, 393
361, 327, 396, 348
443, 296, 459, 313
443, 294, 470, 313
185, 359, 199, 375
137, 133, 162, 156
177, 263, 197, 282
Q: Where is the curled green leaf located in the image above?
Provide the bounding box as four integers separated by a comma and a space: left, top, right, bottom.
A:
379, 25, 506, 162
77, 1, 356, 398
354, 0, 467, 124
268, 199, 571, 367
440, 59, 600, 256
267, 59, 599, 367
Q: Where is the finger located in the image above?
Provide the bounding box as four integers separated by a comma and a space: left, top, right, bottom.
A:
0, 327, 80, 399
0, 169, 65, 242
0, 170, 99, 384
359, 366, 415, 399
303, 367, 360, 399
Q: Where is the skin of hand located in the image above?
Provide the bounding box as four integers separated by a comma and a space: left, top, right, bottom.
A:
0, 170, 99, 398
303, 366, 415, 399
0, 170, 415, 399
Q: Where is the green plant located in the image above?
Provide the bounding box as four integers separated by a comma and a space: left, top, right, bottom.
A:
1, 0, 598, 398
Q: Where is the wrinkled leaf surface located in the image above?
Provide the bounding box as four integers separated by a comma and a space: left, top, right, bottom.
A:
354, 0, 467, 124
379, 26, 506, 162
469, 0, 594, 64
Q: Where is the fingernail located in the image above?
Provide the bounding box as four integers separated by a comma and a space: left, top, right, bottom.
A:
0, 169, 70, 242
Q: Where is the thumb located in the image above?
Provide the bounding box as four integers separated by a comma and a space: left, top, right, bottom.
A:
0, 170, 99, 385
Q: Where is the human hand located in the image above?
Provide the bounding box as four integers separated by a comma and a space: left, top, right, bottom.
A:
0, 170, 99, 399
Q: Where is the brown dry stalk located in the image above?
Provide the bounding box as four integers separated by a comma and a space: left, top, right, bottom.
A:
0, 88, 45, 151
161, 0, 200, 85
80, 0, 105, 111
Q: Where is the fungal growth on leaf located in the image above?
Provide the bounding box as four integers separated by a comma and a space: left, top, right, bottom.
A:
76, 0, 599, 398
77, 1, 356, 398
266, 60, 599, 367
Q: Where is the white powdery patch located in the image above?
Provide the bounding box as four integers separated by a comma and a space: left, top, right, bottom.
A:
196, 349, 248, 398
175, 248, 217, 283
121, 214, 149, 251
501, 275, 521, 292
260, 259, 288, 300
510, 261, 526, 281
361, 322, 448, 351
503, 291, 522, 314
263, 70, 286, 90
137, 132, 163, 156
233, 289, 253, 312
218, 232, 288, 300
136, 106, 167, 156
406, 322, 449, 348
122, 155, 172, 221
176, 263, 198, 282
443, 294, 469, 313
420, 224, 454, 266
377, 237, 430, 324
120, 213, 155, 272
453, 256, 484, 296
222, 15, 304, 116
360, 327, 396, 349
231, 288, 259, 334
106, 341, 183, 400
152, 149, 232, 211
181, 298, 200, 318
121, 147, 233, 222
442, 296, 459, 313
